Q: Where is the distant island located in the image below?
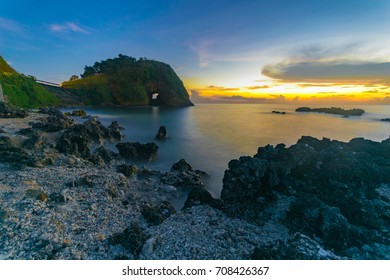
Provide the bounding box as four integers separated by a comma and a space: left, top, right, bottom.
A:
296, 107, 365, 116
272, 110, 286, 114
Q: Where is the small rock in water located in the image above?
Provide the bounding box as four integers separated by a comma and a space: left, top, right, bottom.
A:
115, 142, 159, 161
155, 126, 167, 140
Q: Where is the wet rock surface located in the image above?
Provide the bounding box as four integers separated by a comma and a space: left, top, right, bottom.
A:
141, 201, 176, 225
0, 102, 28, 118
56, 124, 92, 158
155, 125, 167, 140
32, 114, 73, 132
221, 136, 390, 259
115, 142, 159, 161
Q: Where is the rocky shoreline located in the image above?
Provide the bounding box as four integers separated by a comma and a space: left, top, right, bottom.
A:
0, 103, 389, 259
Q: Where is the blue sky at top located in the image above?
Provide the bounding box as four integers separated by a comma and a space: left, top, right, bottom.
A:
1, 0, 390, 103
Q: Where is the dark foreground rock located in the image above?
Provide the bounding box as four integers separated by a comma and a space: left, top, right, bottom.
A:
115, 142, 159, 161
68, 109, 87, 117
56, 124, 91, 158
38, 107, 63, 116
107, 121, 123, 141
221, 136, 390, 259
117, 164, 138, 177
141, 201, 176, 225
32, 115, 73, 132
251, 233, 341, 260
0, 136, 36, 166
0, 102, 28, 118
83, 117, 110, 142
108, 222, 148, 258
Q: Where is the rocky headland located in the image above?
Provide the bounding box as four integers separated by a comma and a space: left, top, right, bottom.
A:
0, 102, 389, 260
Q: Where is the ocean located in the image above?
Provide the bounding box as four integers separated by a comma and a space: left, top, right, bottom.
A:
78, 104, 390, 197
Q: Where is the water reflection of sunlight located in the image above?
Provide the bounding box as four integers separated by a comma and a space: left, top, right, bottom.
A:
151, 106, 160, 126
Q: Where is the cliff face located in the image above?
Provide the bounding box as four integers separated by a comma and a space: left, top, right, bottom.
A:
62, 55, 193, 107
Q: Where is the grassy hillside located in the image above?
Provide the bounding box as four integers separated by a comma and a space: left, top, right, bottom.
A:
62, 54, 193, 106
0, 56, 17, 74
0, 56, 61, 108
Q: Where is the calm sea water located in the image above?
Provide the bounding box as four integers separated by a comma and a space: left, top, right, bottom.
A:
80, 104, 390, 197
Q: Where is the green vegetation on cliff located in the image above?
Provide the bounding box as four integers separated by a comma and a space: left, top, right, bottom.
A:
0, 56, 17, 74
62, 54, 193, 106
0, 56, 61, 108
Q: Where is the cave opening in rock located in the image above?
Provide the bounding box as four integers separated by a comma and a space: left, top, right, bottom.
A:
149, 92, 160, 106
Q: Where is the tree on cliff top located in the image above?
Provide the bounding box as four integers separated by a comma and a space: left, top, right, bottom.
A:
62, 54, 193, 107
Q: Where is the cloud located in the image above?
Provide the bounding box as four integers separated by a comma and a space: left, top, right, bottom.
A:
220, 94, 288, 104
190, 90, 215, 103
50, 22, 90, 34
190, 40, 214, 67
297, 83, 337, 88
246, 85, 270, 90
0, 17, 24, 34
262, 61, 390, 86
207, 85, 240, 91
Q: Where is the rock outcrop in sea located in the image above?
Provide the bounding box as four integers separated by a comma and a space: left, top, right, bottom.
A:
295, 106, 365, 116
221, 136, 390, 259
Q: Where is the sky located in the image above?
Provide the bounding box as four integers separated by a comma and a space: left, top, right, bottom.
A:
1, 0, 390, 104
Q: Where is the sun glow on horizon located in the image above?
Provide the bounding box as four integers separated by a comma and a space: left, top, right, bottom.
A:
185, 77, 390, 104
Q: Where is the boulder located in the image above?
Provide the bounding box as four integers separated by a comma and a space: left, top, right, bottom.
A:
107, 121, 123, 141
22, 134, 47, 150
117, 164, 138, 177
69, 109, 87, 117
55, 124, 91, 158
183, 186, 223, 210
32, 115, 73, 132
38, 107, 63, 116
17, 128, 37, 137
170, 158, 192, 173
115, 142, 159, 161
83, 117, 109, 142
161, 159, 206, 189
155, 126, 167, 140
221, 136, 390, 259
0, 136, 36, 166
94, 146, 119, 163
0, 102, 28, 118
108, 222, 148, 258
141, 201, 176, 225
